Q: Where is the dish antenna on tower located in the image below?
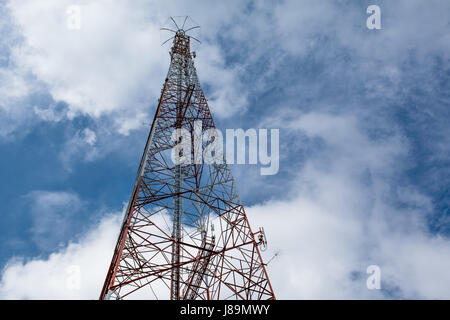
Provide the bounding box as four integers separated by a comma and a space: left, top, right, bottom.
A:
160, 16, 201, 54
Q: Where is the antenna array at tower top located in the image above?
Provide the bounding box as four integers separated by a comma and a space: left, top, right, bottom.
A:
160, 16, 201, 50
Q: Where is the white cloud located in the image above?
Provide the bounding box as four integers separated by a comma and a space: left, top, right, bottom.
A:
33, 103, 68, 122
271, 0, 450, 62
2, 108, 450, 299
248, 191, 450, 299
82, 128, 97, 146
0, 68, 29, 106
2, 0, 448, 124
0, 212, 121, 299
247, 111, 450, 299
58, 128, 101, 170
0, 66, 37, 139
3, 0, 447, 165
25, 191, 84, 251
7, 0, 167, 118
4, 0, 249, 126
0, 206, 196, 300
114, 110, 150, 136
195, 43, 248, 118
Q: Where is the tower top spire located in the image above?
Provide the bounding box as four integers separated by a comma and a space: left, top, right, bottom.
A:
160, 16, 201, 58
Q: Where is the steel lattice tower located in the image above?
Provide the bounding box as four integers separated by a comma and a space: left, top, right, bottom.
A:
99, 17, 275, 300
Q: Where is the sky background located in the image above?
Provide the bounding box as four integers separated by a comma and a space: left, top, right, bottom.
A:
0, 0, 449, 299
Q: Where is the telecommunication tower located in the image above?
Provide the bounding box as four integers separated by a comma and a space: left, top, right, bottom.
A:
99, 16, 275, 300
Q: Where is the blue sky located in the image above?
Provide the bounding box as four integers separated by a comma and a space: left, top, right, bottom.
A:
0, 0, 449, 299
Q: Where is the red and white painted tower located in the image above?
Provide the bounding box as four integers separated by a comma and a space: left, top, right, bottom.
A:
99, 17, 275, 300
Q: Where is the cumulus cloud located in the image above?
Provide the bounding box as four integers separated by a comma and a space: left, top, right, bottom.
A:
7, 0, 167, 118
1, 111, 448, 300
0, 0, 253, 174
248, 190, 450, 299
0, 213, 121, 299
247, 111, 450, 299
3, 0, 249, 125
4, 0, 447, 165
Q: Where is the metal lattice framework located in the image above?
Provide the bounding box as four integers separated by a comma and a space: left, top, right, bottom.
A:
99, 17, 275, 300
